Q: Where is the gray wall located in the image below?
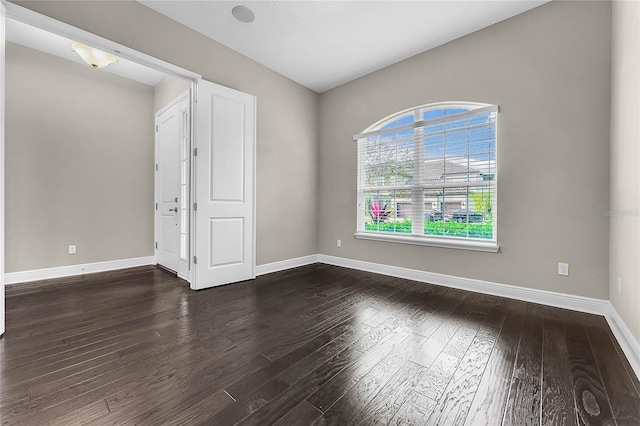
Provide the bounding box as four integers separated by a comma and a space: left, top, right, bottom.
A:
318, 1, 611, 299
9, 2, 619, 308
154, 75, 190, 113
610, 0, 640, 342
5, 42, 155, 272
12, 0, 320, 267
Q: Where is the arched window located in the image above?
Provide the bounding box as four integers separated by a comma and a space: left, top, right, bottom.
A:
353, 102, 499, 251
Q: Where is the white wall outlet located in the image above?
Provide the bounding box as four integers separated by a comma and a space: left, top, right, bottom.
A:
336, 239, 342, 248
617, 276, 622, 294
69, 244, 77, 255
558, 262, 569, 276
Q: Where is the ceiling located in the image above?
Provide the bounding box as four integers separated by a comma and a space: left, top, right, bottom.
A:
6, 18, 167, 87
139, 0, 549, 93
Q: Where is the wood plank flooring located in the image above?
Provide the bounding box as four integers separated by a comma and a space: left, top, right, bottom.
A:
1, 264, 639, 425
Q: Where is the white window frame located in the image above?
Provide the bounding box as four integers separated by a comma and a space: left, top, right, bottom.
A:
354, 102, 499, 253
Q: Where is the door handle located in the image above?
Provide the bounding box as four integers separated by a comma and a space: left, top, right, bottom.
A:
169, 208, 178, 213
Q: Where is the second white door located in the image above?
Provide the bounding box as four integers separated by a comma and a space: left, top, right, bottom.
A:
192, 80, 255, 289
155, 92, 189, 275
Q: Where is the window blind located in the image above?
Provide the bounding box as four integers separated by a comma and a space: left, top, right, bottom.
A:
355, 104, 498, 242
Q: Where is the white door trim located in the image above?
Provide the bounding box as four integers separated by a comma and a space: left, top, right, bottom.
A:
0, 2, 6, 337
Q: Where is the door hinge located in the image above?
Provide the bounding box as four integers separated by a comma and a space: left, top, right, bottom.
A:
193, 256, 197, 264
193, 202, 197, 211
155, 203, 158, 210
155, 163, 158, 171
155, 242, 158, 249
193, 147, 198, 157
155, 124, 158, 132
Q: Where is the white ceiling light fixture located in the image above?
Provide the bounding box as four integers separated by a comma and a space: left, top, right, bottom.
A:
71, 42, 117, 68
231, 5, 255, 23
7, 19, 166, 85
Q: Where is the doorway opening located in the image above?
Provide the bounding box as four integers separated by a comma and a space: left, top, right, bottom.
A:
1, 2, 257, 336
3, 5, 198, 291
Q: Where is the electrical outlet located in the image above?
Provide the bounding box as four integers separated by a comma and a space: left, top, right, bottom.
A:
336, 239, 342, 248
69, 244, 77, 255
558, 262, 569, 276
617, 276, 622, 294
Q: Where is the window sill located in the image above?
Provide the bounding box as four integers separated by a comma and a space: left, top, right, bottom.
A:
353, 232, 499, 253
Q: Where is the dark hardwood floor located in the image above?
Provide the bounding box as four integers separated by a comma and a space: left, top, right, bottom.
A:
1, 264, 639, 425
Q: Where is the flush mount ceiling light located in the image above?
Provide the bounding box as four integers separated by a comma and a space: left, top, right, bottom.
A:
232, 5, 255, 23
71, 42, 117, 68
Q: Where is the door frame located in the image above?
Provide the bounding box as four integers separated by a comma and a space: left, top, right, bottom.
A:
154, 90, 191, 280
0, 2, 5, 337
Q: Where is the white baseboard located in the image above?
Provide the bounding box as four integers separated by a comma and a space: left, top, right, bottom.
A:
256, 254, 319, 276
4, 256, 156, 285
318, 254, 609, 316
5, 251, 638, 380
605, 304, 640, 380
317, 254, 640, 379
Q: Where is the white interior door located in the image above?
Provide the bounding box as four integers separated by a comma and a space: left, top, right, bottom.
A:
192, 79, 255, 290
0, 2, 5, 337
155, 102, 181, 273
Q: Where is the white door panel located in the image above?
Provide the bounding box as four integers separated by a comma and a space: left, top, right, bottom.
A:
210, 97, 245, 202
209, 218, 244, 266
193, 80, 255, 290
